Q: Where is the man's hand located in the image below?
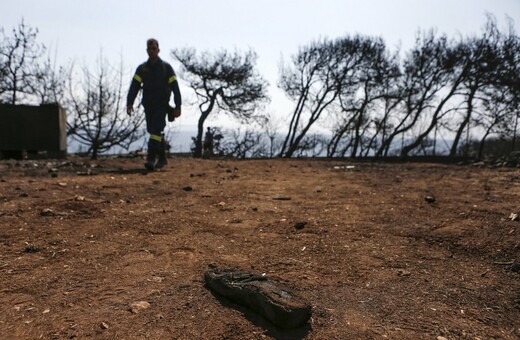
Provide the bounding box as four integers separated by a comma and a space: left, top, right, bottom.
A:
126, 106, 133, 116
168, 106, 181, 122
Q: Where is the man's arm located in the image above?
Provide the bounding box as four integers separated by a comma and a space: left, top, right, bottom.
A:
127, 67, 143, 115
166, 64, 182, 110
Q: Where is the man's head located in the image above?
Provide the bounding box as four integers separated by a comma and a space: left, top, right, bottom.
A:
146, 38, 160, 61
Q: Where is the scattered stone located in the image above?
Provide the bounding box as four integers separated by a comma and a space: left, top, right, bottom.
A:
294, 221, 307, 230
58, 161, 74, 167
510, 263, 520, 273
204, 267, 312, 329
24, 245, 42, 253
396, 269, 411, 276
129, 301, 150, 314
40, 208, 54, 216
42, 309, 50, 314
509, 213, 518, 221
76, 170, 94, 176
272, 197, 291, 201
333, 165, 356, 170
148, 276, 163, 283
100, 322, 109, 329
424, 196, 436, 204
40, 208, 56, 216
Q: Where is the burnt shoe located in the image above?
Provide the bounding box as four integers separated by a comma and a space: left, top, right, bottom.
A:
204, 267, 311, 329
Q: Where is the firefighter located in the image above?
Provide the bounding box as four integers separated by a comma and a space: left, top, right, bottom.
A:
126, 38, 182, 170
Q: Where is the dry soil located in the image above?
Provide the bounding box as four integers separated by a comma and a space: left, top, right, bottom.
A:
0, 157, 519, 339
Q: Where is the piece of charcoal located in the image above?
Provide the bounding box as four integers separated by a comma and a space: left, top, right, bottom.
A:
204, 267, 311, 329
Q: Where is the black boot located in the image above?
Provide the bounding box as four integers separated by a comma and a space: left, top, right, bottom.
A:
145, 136, 160, 171
144, 150, 156, 171
155, 139, 168, 169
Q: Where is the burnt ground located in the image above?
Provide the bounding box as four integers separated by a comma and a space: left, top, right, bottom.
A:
0, 157, 519, 339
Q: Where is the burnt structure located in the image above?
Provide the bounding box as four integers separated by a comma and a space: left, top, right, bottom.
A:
0, 104, 67, 159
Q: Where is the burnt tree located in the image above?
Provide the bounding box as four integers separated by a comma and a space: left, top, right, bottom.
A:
171, 48, 269, 158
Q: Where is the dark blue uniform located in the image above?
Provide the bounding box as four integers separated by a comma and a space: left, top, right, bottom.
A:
127, 57, 181, 168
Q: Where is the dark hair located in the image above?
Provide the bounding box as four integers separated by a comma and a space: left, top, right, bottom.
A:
147, 38, 159, 49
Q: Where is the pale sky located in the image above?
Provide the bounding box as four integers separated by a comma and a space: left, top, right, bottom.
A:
2, 0, 520, 135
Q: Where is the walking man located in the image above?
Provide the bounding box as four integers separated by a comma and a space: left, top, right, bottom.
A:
127, 38, 182, 170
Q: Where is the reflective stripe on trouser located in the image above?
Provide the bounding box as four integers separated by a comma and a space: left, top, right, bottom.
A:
150, 134, 162, 142
147, 134, 163, 163
148, 134, 162, 152
144, 104, 167, 164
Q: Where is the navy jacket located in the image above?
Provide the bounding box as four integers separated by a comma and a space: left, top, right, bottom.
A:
127, 57, 181, 109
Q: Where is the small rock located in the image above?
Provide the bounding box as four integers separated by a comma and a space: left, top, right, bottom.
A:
76, 170, 93, 176
272, 197, 291, 201
42, 309, 50, 314
509, 213, 518, 221
148, 276, 163, 283
40, 208, 56, 216
424, 196, 435, 204
24, 245, 42, 253
182, 186, 193, 192
130, 301, 150, 314
510, 263, 520, 273
294, 221, 307, 230
100, 322, 109, 329
396, 269, 411, 276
